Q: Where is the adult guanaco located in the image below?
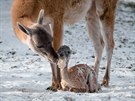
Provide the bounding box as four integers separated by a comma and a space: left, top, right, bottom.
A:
11, 0, 118, 91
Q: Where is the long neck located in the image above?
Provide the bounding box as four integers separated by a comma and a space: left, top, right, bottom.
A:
12, 16, 33, 44
61, 64, 70, 82
11, 0, 35, 43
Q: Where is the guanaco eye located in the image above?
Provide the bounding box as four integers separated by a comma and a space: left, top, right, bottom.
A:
36, 45, 44, 48
68, 51, 71, 54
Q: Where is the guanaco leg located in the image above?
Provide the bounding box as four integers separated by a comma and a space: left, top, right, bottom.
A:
97, 0, 118, 86
86, 1, 104, 78
47, 15, 64, 90
86, 0, 118, 86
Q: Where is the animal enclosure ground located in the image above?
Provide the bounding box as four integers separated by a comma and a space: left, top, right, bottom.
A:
0, 0, 135, 101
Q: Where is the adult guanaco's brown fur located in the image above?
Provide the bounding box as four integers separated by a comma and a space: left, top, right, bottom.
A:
11, 0, 118, 91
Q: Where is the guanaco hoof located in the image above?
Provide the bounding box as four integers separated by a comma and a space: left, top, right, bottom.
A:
57, 45, 101, 93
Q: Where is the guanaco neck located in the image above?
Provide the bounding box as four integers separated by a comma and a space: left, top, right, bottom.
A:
12, 16, 33, 44
61, 65, 70, 82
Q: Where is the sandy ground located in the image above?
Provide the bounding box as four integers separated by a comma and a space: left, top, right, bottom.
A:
0, 0, 135, 101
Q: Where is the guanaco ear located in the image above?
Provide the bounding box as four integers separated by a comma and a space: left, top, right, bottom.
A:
17, 22, 32, 36
37, 9, 44, 24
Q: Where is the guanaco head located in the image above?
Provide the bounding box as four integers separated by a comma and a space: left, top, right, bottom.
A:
17, 9, 58, 63
57, 45, 71, 69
